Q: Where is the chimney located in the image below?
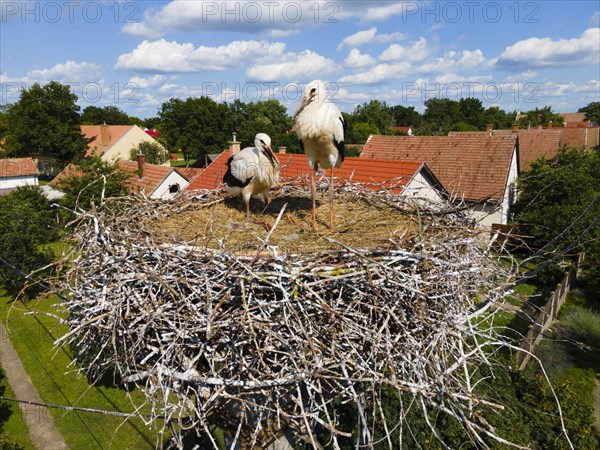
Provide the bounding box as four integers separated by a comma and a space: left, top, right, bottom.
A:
228, 132, 241, 156
278, 146, 287, 154
137, 153, 145, 180
100, 124, 110, 146
547, 120, 553, 128
486, 124, 493, 132
512, 125, 519, 132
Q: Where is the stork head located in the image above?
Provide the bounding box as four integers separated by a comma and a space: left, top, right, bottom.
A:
293, 79, 327, 119
254, 133, 278, 167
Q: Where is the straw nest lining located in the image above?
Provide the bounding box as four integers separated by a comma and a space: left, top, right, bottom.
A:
55, 181, 518, 449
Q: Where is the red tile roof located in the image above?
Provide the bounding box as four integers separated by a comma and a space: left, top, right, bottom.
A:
449, 127, 599, 171
186, 151, 439, 195
361, 134, 517, 202
81, 125, 134, 157
0, 157, 39, 178
517, 129, 563, 171
559, 112, 587, 124
560, 126, 600, 150
175, 167, 204, 182
117, 160, 173, 195
49, 163, 82, 187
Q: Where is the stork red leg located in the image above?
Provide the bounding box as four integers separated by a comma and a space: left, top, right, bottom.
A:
310, 162, 318, 229
329, 166, 334, 230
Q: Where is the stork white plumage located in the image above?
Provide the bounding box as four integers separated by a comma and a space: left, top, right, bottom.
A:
223, 133, 281, 218
293, 80, 345, 230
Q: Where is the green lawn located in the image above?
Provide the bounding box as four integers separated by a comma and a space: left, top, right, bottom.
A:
0, 366, 36, 449
0, 291, 169, 449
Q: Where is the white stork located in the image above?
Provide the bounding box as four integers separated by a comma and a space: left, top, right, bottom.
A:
223, 133, 281, 218
293, 80, 345, 230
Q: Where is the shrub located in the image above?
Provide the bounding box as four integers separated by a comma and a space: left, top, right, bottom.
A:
559, 306, 600, 349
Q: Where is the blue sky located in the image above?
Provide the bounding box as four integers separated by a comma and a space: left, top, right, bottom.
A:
1, 1, 599, 119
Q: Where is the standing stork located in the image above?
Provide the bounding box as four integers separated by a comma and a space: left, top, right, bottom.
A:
223, 133, 280, 218
293, 80, 345, 230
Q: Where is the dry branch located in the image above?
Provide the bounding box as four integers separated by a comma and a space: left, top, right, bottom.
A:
53, 183, 529, 449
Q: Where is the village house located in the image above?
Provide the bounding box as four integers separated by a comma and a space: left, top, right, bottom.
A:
450, 125, 600, 171
81, 124, 169, 166
360, 134, 519, 226
0, 157, 39, 196
186, 140, 446, 203
116, 158, 192, 200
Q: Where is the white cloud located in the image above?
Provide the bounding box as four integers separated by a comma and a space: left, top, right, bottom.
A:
338, 62, 411, 84
590, 11, 600, 26
337, 27, 406, 50
128, 75, 167, 89
344, 49, 376, 68
26, 60, 102, 83
246, 50, 337, 82
497, 28, 600, 69
122, 0, 333, 38
338, 28, 377, 50
115, 39, 286, 73
418, 49, 488, 74
379, 38, 430, 63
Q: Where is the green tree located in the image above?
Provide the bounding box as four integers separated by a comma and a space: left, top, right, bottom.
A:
129, 141, 169, 166
81, 105, 132, 125
158, 97, 228, 165
517, 106, 565, 128
352, 122, 380, 144
0, 187, 60, 295
4, 82, 87, 161
351, 100, 394, 133
578, 101, 600, 124
482, 106, 516, 130
513, 148, 600, 296
234, 100, 293, 149
458, 97, 485, 130
54, 157, 131, 214
389, 104, 421, 128
420, 98, 463, 135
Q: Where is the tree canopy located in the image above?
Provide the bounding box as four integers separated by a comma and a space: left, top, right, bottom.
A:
3, 82, 87, 161
129, 141, 169, 166
578, 101, 600, 124
81, 105, 142, 126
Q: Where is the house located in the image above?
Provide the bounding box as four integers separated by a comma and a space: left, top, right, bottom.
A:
186, 142, 446, 203
559, 112, 590, 127
390, 126, 413, 136
450, 126, 600, 171
117, 158, 190, 200
81, 124, 169, 166
361, 134, 519, 226
0, 157, 39, 196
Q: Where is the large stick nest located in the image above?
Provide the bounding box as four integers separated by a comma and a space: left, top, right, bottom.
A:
55, 181, 520, 449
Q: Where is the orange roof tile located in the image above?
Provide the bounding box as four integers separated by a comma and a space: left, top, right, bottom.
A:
449, 127, 598, 171
0, 157, 39, 178
175, 167, 204, 182
361, 135, 517, 202
560, 126, 600, 150
49, 163, 82, 187
117, 160, 173, 195
186, 151, 439, 195
559, 112, 587, 124
81, 125, 134, 157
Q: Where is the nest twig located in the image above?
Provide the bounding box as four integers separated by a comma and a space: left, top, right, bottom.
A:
53, 182, 529, 449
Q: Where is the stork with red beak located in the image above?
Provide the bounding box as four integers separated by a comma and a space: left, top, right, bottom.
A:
223, 133, 280, 218
293, 80, 345, 230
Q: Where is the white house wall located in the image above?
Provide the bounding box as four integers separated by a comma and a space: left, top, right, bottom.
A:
0, 174, 38, 190
150, 171, 190, 200
104, 126, 170, 166
403, 171, 444, 202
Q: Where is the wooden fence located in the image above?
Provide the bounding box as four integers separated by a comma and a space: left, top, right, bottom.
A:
515, 253, 585, 370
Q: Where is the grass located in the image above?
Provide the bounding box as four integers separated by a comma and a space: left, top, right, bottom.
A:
0, 290, 169, 449
0, 367, 36, 449
170, 159, 197, 168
